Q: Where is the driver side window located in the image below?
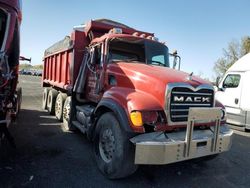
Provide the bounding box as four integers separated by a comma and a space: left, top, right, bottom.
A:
151, 55, 165, 66
90, 45, 101, 65
223, 74, 241, 88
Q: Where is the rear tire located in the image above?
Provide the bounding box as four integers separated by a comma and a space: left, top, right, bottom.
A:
94, 112, 137, 179
15, 87, 22, 118
42, 88, 50, 110
55, 93, 67, 121
47, 89, 58, 115
62, 96, 76, 131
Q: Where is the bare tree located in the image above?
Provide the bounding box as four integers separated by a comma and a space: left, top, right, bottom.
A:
214, 36, 250, 77
241, 36, 250, 56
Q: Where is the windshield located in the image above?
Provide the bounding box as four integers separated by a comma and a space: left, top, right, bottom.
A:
108, 37, 169, 67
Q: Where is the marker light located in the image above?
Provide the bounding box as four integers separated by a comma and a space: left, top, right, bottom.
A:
132, 32, 139, 36
152, 37, 159, 41
140, 33, 146, 38
130, 111, 143, 127
109, 28, 123, 34
146, 36, 153, 40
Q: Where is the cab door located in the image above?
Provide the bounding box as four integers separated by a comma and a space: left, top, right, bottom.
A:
216, 72, 244, 125
85, 44, 103, 102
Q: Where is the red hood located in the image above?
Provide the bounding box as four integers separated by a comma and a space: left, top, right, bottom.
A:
106, 62, 212, 110
108, 62, 210, 87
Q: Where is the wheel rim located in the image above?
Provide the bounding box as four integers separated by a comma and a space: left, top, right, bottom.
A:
55, 95, 61, 117
99, 128, 115, 163
63, 99, 70, 123
43, 91, 47, 104
43, 92, 46, 101
47, 93, 51, 106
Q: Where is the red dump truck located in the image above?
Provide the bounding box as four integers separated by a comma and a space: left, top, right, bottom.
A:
0, 0, 22, 147
42, 19, 233, 179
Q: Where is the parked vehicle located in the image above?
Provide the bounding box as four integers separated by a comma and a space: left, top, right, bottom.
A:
0, 0, 22, 146
19, 69, 31, 75
216, 53, 250, 131
42, 19, 233, 179
33, 70, 42, 76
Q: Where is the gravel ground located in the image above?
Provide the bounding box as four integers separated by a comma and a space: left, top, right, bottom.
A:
0, 75, 250, 188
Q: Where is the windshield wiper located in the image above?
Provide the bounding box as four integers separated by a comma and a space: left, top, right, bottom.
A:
147, 60, 166, 67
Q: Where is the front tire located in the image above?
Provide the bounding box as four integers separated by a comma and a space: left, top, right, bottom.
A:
94, 112, 137, 179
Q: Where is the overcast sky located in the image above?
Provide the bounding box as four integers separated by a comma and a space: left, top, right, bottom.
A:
20, 0, 250, 80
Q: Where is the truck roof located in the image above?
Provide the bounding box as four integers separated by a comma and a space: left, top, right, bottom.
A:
44, 19, 155, 56
85, 19, 154, 41
90, 33, 161, 46
227, 52, 250, 72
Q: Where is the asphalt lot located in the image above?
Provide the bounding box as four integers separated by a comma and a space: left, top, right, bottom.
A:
0, 75, 250, 188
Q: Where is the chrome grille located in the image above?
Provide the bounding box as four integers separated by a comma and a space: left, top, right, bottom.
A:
169, 87, 214, 122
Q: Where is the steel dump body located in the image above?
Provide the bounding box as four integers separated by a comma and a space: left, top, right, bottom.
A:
42, 19, 154, 92
43, 31, 87, 91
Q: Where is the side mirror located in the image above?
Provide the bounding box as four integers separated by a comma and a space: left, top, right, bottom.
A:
169, 50, 181, 70
216, 76, 225, 91
216, 76, 220, 87
90, 47, 96, 64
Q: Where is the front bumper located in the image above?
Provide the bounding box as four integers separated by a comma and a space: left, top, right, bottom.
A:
130, 108, 233, 165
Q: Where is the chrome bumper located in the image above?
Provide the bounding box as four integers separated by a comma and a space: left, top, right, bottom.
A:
130, 108, 233, 165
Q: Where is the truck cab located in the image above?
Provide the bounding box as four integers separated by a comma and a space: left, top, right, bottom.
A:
216, 53, 250, 131
42, 19, 233, 179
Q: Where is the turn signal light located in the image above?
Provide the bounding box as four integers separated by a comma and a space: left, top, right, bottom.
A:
130, 111, 143, 127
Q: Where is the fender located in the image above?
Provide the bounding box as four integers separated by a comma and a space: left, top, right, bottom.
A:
94, 98, 133, 133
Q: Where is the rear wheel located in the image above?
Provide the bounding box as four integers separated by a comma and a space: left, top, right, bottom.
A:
62, 96, 76, 131
42, 88, 50, 110
94, 112, 137, 179
55, 93, 67, 121
47, 89, 58, 115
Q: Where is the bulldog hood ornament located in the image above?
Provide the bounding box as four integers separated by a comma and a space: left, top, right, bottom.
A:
187, 72, 193, 81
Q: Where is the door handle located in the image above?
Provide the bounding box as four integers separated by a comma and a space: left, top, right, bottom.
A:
235, 98, 239, 104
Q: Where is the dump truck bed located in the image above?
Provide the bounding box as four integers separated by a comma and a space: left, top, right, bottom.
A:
42, 19, 153, 92
42, 30, 86, 91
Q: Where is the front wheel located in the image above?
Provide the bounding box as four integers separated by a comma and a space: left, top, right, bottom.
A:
94, 112, 137, 179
